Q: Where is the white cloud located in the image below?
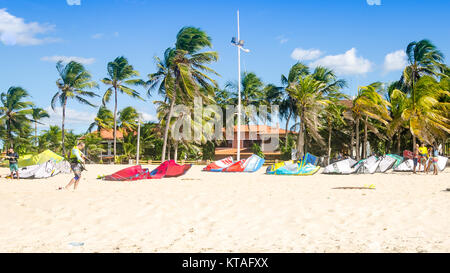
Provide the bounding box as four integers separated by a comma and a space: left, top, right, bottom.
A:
276, 35, 288, 44
0, 8, 58, 46
91, 32, 120, 40
383, 50, 407, 73
41, 55, 96, 65
140, 112, 157, 122
367, 0, 381, 5
67, 0, 81, 5
291, 48, 323, 61
309, 48, 373, 75
91, 33, 104, 39
39, 106, 96, 129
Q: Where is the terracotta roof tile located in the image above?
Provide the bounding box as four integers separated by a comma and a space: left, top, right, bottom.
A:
81, 129, 124, 140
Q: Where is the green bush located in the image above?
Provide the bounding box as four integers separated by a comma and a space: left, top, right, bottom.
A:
251, 143, 265, 159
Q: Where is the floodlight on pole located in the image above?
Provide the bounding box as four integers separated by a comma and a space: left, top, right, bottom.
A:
231, 10, 250, 161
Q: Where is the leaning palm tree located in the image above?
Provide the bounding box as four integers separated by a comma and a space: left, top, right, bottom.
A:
102, 56, 145, 160
147, 48, 175, 102
401, 39, 445, 147
0, 87, 34, 148
287, 75, 329, 157
323, 92, 348, 164
351, 82, 391, 160
386, 81, 408, 153
279, 63, 309, 147
148, 27, 219, 162
52, 61, 98, 156
31, 107, 50, 146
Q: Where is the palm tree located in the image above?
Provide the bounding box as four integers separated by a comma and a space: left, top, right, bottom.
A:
0, 87, 34, 148
214, 87, 234, 126
270, 64, 346, 151
311, 66, 347, 93
226, 72, 267, 125
64, 130, 80, 153
102, 56, 145, 160
31, 107, 49, 146
82, 133, 106, 162
52, 61, 98, 156
88, 106, 114, 133
14, 122, 34, 154
118, 106, 139, 133
391, 75, 450, 145
386, 81, 408, 153
287, 75, 329, 157
402, 39, 445, 147
148, 27, 219, 162
279, 63, 309, 147
323, 93, 348, 164
147, 49, 175, 102
350, 82, 391, 160
39, 125, 62, 152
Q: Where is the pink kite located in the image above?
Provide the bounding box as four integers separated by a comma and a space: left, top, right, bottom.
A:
102, 160, 191, 181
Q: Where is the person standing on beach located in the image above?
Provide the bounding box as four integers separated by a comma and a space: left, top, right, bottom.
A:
425, 146, 433, 174
6, 147, 19, 179
431, 147, 439, 175
413, 143, 419, 174
418, 143, 428, 172
58, 142, 87, 191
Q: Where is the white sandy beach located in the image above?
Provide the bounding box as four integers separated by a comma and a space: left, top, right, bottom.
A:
0, 164, 449, 253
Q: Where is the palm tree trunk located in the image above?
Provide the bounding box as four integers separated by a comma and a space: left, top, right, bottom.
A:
167, 142, 171, 161
61, 98, 67, 157
34, 121, 38, 146
385, 138, 390, 155
350, 127, 355, 158
304, 130, 308, 155
397, 131, 401, 154
174, 141, 179, 163
363, 116, 368, 158
284, 111, 292, 149
7, 119, 12, 148
327, 119, 332, 165
113, 87, 118, 161
355, 118, 360, 160
161, 75, 178, 162
161, 97, 176, 162
296, 111, 304, 158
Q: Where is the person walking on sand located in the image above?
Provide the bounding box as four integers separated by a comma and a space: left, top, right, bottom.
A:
6, 147, 19, 179
413, 143, 420, 174
58, 142, 87, 191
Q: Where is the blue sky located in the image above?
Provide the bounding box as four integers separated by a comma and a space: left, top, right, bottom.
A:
0, 0, 449, 133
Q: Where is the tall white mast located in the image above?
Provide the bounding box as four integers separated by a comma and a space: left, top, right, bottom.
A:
231, 10, 249, 161
236, 10, 241, 161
